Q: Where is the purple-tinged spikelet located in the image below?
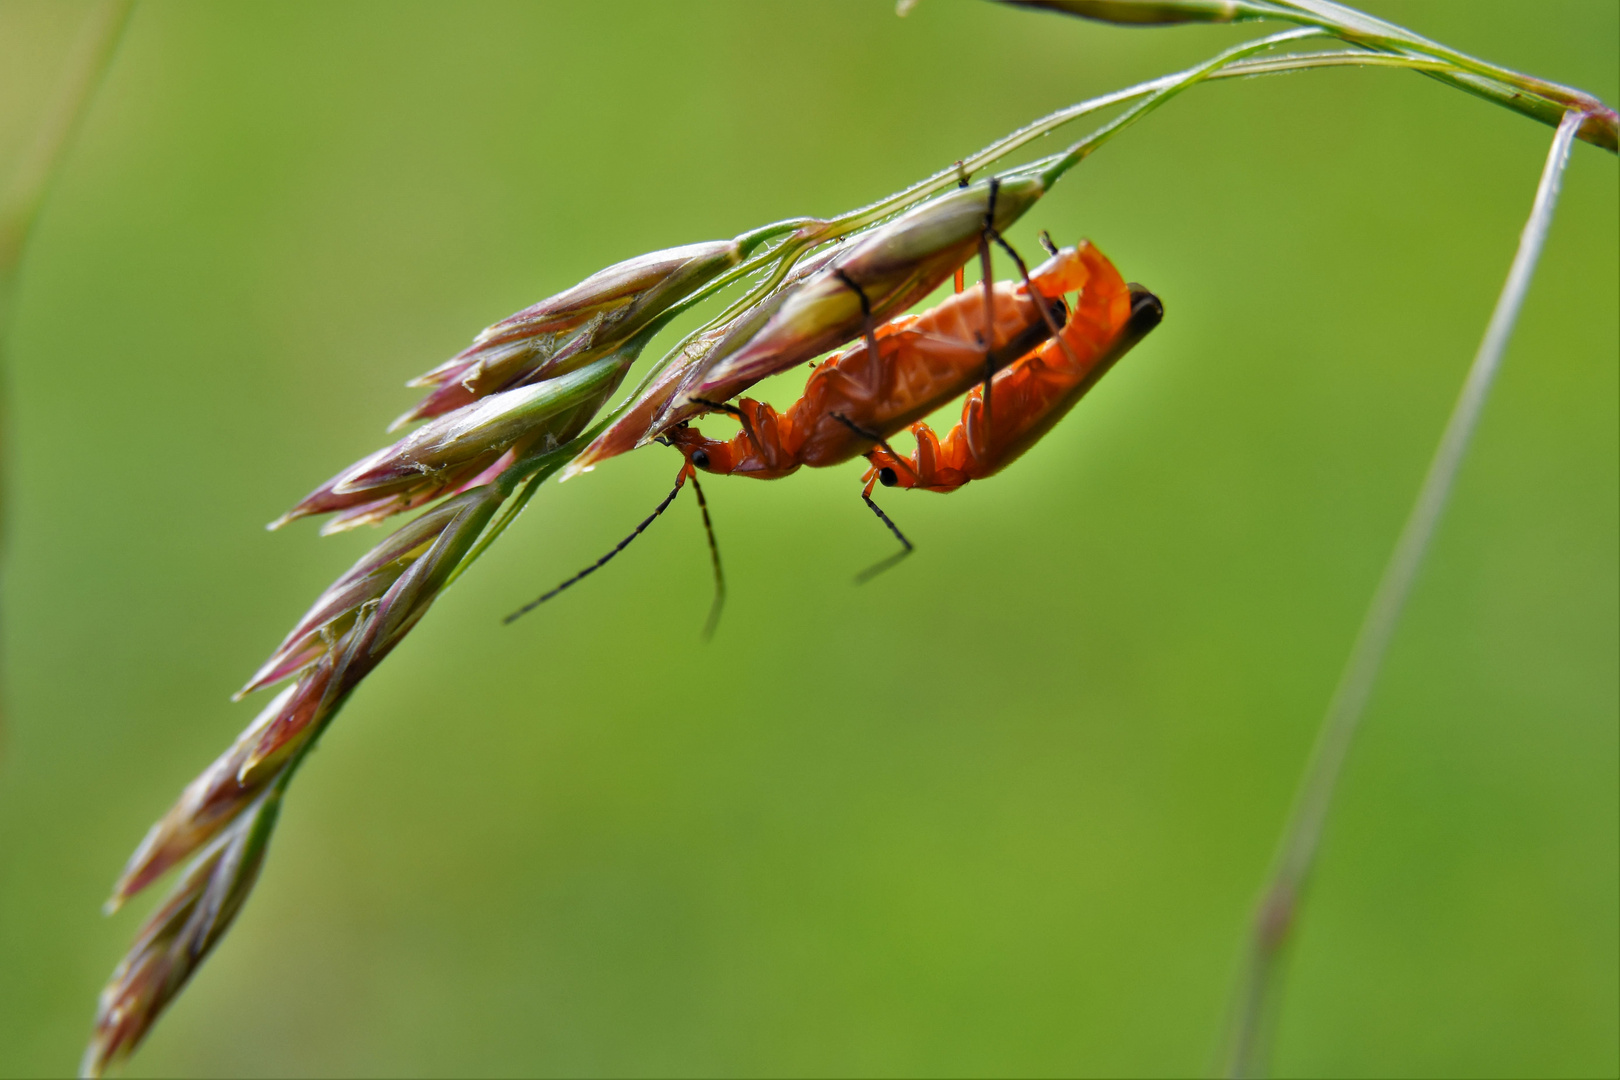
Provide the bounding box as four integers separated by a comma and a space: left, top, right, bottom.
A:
88, 486, 505, 1075
273, 351, 633, 533
392, 240, 741, 429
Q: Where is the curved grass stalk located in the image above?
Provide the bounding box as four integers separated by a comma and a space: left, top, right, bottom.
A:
1033, 27, 1323, 187
1218, 108, 1586, 1080
85, 4, 1615, 1071
1016, 0, 1617, 150
1266, 0, 1614, 138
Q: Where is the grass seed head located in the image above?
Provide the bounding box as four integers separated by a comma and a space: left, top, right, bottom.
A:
108, 486, 504, 911
394, 240, 741, 428
85, 785, 284, 1078
272, 352, 634, 532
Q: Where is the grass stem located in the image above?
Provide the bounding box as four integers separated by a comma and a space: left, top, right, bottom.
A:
0, 0, 133, 311
1218, 109, 1585, 1079
0, 0, 132, 726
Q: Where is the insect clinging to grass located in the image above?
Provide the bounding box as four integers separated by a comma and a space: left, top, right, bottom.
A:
508, 202, 1163, 622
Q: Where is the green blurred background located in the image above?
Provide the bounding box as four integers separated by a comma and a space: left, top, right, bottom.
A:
1, 2, 1614, 1076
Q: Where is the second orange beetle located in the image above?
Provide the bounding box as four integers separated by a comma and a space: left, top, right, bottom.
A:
670, 238, 1161, 497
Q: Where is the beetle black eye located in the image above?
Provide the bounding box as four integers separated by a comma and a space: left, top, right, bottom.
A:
878, 466, 898, 487
1127, 285, 1164, 331
691, 449, 710, 469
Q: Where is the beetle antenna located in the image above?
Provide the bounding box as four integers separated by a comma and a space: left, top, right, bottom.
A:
855, 493, 914, 585
504, 468, 691, 624
688, 472, 726, 640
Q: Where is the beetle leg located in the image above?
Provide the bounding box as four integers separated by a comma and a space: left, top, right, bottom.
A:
990, 227, 1079, 369
978, 176, 1001, 431
834, 268, 885, 370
